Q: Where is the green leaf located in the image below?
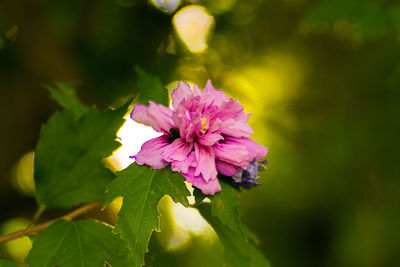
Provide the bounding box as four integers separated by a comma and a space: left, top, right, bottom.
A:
193, 187, 206, 205
0, 259, 24, 267
197, 204, 270, 267
45, 82, 90, 119
104, 163, 190, 267
196, 179, 244, 237
34, 102, 128, 208
135, 68, 169, 106
25, 219, 131, 267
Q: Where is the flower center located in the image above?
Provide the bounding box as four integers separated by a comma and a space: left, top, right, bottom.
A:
168, 128, 180, 143
199, 118, 208, 136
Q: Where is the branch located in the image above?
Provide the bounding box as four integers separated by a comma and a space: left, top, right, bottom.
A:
0, 201, 102, 244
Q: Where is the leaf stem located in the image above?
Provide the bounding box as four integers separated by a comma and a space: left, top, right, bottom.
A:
28, 205, 46, 228
0, 201, 102, 244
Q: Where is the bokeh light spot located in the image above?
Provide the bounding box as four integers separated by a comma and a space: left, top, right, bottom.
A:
12, 151, 35, 196
173, 5, 214, 53
1, 218, 32, 262
104, 109, 161, 172
171, 203, 211, 234
151, 0, 181, 13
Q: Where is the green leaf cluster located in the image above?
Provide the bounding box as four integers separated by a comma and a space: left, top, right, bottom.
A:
15, 82, 269, 267
34, 83, 128, 208
104, 163, 190, 267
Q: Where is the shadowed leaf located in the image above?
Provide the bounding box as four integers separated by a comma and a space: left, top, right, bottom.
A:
46, 82, 90, 119
135, 68, 169, 106
197, 203, 270, 267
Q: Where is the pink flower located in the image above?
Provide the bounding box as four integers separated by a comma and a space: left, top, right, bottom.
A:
131, 80, 268, 195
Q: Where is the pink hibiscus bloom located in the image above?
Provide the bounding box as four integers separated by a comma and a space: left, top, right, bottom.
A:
131, 80, 268, 195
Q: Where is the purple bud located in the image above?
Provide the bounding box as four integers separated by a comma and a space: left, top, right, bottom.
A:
232, 160, 267, 189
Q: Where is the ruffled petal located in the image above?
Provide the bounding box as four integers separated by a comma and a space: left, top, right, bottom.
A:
216, 160, 238, 176
171, 81, 193, 109
163, 138, 193, 162
226, 137, 268, 160
183, 170, 221, 195
147, 101, 175, 133
193, 84, 202, 96
194, 143, 217, 181
201, 80, 230, 107
171, 151, 196, 173
130, 104, 156, 129
219, 118, 254, 138
131, 102, 174, 134
197, 133, 224, 146
218, 99, 250, 123
214, 140, 249, 169
134, 136, 170, 169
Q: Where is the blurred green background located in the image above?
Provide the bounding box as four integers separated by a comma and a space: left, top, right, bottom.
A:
1, 0, 400, 266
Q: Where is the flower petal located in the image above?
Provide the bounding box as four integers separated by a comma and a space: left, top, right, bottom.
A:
227, 137, 268, 160
216, 160, 238, 176
184, 170, 221, 195
134, 136, 170, 169
218, 98, 250, 123
163, 138, 193, 162
197, 133, 224, 146
219, 118, 254, 138
194, 143, 217, 181
214, 140, 249, 169
171, 151, 196, 173
131, 102, 174, 134
171, 81, 193, 109
201, 80, 229, 107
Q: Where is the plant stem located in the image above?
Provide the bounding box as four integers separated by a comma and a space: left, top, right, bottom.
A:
0, 201, 102, 244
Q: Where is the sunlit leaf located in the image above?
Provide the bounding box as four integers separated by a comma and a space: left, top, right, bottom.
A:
104, 163, 190, 267
34, 102, 128, 208
135, 68, 169, 106
198, 203, 270, 267
45, 82, 90, 119
25, 219, 131, 267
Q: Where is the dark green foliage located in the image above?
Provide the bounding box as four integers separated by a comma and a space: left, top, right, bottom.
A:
0, 259, 23, 267
208, 179, 245, 236
104, 163, 190, 267
193, 179, 268, 266
34, 88, 129, 208
198, 203, 270, 267
303, 0, 399, 39
135, 68, 169, 106
194, 179, 245, 237
46, 82, 90, 119
25, 219, 132, 267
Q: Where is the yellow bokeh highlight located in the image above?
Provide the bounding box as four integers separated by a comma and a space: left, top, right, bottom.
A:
12, 151, 35, 196
223, 53, 304, 141
173, 5, 214, 53
1, 218, 32, 263
104, 109, 162, 172
163, 196, 214, 250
